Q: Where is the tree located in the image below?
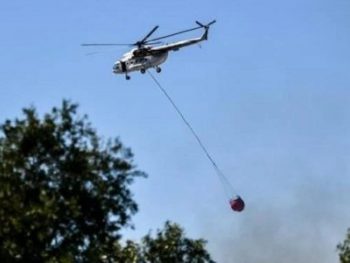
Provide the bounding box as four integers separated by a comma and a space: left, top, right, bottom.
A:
0, 100, 215, 262
113, 221, 215, 263
0, 100, 145, 262
138, 221, 214, 263
338, 228, 350, 263
114, 240, 142, 263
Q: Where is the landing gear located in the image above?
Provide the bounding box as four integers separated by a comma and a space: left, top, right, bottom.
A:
140, 68, 146, 74
156, 66, 162, 73
125, 74, 130, 80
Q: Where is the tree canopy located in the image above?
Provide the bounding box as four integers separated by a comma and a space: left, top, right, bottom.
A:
338, 228, 350, 263
141, 221, 214, 263
0, 100, 214, 262
115, 221, 214, 263
0, 101, 145, 261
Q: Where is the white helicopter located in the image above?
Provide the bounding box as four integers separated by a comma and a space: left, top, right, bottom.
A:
82, 20, 216, 80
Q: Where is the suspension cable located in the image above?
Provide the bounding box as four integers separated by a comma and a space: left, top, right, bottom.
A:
147, 70, 236, 198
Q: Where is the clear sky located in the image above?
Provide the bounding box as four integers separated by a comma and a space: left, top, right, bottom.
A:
1, 0, 350, 262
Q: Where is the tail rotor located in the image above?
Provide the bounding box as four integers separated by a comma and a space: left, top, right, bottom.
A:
195, 20, 216, 40
195, 19, 216, 29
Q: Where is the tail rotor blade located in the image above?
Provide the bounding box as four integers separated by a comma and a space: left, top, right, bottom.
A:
196, 19, 216, 28
196, 21, 204, 27
207, 20, 216, 26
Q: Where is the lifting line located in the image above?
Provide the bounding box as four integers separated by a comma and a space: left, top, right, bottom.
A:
147, 70, 236, 198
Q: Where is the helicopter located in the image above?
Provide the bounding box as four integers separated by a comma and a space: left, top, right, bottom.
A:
81, 20, 216, 80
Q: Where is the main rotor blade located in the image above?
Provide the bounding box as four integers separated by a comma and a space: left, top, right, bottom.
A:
139, 25, 159, 44
146, 26, 202, 43
81, 43, 132, 46
144, 41, 163, 45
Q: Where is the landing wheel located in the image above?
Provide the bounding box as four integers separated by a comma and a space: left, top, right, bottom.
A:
156, 67, 162, 73
125, 75, 131, 80
140, 68, 146, 74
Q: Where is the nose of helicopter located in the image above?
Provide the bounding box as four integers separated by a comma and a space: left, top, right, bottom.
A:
113, 62, 120, 74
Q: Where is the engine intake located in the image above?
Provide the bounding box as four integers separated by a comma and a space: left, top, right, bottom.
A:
133, 48, 149, 57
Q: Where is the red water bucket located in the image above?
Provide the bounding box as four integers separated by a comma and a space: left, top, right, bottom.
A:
229, 196, 245, 212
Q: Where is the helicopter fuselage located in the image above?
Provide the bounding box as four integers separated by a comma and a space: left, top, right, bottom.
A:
113, 49, 168, 75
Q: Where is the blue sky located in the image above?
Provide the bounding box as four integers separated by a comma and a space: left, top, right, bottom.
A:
1, 0, 350, 262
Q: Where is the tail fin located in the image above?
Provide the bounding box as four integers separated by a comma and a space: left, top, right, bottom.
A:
200, 29, 208, 40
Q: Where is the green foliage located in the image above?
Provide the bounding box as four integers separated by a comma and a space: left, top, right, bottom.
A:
110, 221, 215, 263
114, 240, 142, 263
0, 100, 214, 262
338, 228, 350, 263
0, 100, 145, 262
140, 221, 215, 263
